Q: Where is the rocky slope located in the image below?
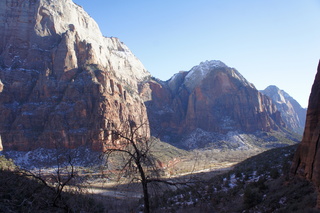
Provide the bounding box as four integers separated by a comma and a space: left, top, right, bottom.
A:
141, 60, 297, 149
291, 60, 320, 208
261, 85, 306, 134
0, 0, 150, 151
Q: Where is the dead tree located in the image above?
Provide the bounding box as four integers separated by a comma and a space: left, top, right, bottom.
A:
20, 149, 77, 211
103, 118, 201, 213
103, 119, 161, 213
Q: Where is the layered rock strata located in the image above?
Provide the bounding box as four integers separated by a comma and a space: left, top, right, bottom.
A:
0, 0, 150, 151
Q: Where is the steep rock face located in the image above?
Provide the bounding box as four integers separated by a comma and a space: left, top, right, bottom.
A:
261, 85, 306, 134
142, 60, 285, 148
291, 61, 320, 207
0, 0, 150, 151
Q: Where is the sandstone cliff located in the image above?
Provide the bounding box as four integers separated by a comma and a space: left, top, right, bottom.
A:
0, 0, 150, 151
141, 60, 288, 149
261, 85, 306, 134
291, 60, 320, 207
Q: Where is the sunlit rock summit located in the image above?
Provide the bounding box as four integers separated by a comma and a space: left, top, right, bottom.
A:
0, 0, 150, 151
142, 60, 298, 149
261, 85, 306, 134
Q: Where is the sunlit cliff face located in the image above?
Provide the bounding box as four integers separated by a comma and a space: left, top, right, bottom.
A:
143, 60, 285, 149
0, 0, 150, 151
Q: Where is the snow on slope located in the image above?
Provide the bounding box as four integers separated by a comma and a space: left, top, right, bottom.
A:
184, 60, 228, 91
182, 60, 255, 92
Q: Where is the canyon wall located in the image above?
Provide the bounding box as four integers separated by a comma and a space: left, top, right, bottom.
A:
0, 0, 150, 151
291, 60, 320, 207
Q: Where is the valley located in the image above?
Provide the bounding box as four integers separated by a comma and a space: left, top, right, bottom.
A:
2, 143, 319, 212
0, 0, 319, 212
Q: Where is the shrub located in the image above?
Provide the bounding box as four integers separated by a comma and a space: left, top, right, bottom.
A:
243, 186, 263, 208
270, 168, 280, 179
0, 155, 16, 170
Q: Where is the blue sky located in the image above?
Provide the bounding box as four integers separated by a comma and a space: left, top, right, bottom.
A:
73, 0, 320, 107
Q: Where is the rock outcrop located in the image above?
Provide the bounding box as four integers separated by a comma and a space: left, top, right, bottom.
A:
291, 60, 320, 207
141, 60, 287, 149
261, 85, 306, 134
0, 0, 150, 151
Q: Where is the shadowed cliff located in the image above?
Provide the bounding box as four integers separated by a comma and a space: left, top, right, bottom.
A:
291, 60, 320, 208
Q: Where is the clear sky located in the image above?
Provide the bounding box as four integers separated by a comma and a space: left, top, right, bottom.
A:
73, 0, 320, 108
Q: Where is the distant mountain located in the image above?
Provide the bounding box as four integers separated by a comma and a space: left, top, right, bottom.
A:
141, 60, 298, 149
260, 86, 306, 134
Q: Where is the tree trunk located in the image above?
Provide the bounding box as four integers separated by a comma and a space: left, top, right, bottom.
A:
142, 179, 150, 213
137, 159, 150, 213
317, 187, 320, 209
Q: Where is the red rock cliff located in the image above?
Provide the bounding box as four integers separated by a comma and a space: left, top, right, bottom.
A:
0, 0, 150, 151
291, 60, 320, 207
143, 60, 286, 148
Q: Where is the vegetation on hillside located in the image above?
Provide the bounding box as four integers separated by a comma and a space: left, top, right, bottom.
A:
152, 145, 320, 212
1, 138, 318, 213
0, 155, 106, 212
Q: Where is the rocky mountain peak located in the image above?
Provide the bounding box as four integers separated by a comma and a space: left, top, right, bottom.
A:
190, 60, 228, 71
0, 0, 150, 89
144, 60, 287, 149
182, 60, 254, 92
262, 85, 288, 104
261, 85, 306, 134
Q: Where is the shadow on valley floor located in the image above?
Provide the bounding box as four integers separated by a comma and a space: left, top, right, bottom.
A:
1, 145, 320, 213
75, 145, 320, 212
150, 144, 320, 213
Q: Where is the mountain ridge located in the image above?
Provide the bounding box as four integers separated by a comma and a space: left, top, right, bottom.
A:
142, 60, 300, 149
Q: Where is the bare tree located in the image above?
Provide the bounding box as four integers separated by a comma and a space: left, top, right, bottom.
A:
103, 119, 157, 213
20, 154, 76, 210
16, 140, 85, 211
103, 118, 198, 213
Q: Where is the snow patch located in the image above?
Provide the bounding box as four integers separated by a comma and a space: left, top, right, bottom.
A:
2, 147, 102, 170
181, 129, 252, 150
184, 60, 228, 91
